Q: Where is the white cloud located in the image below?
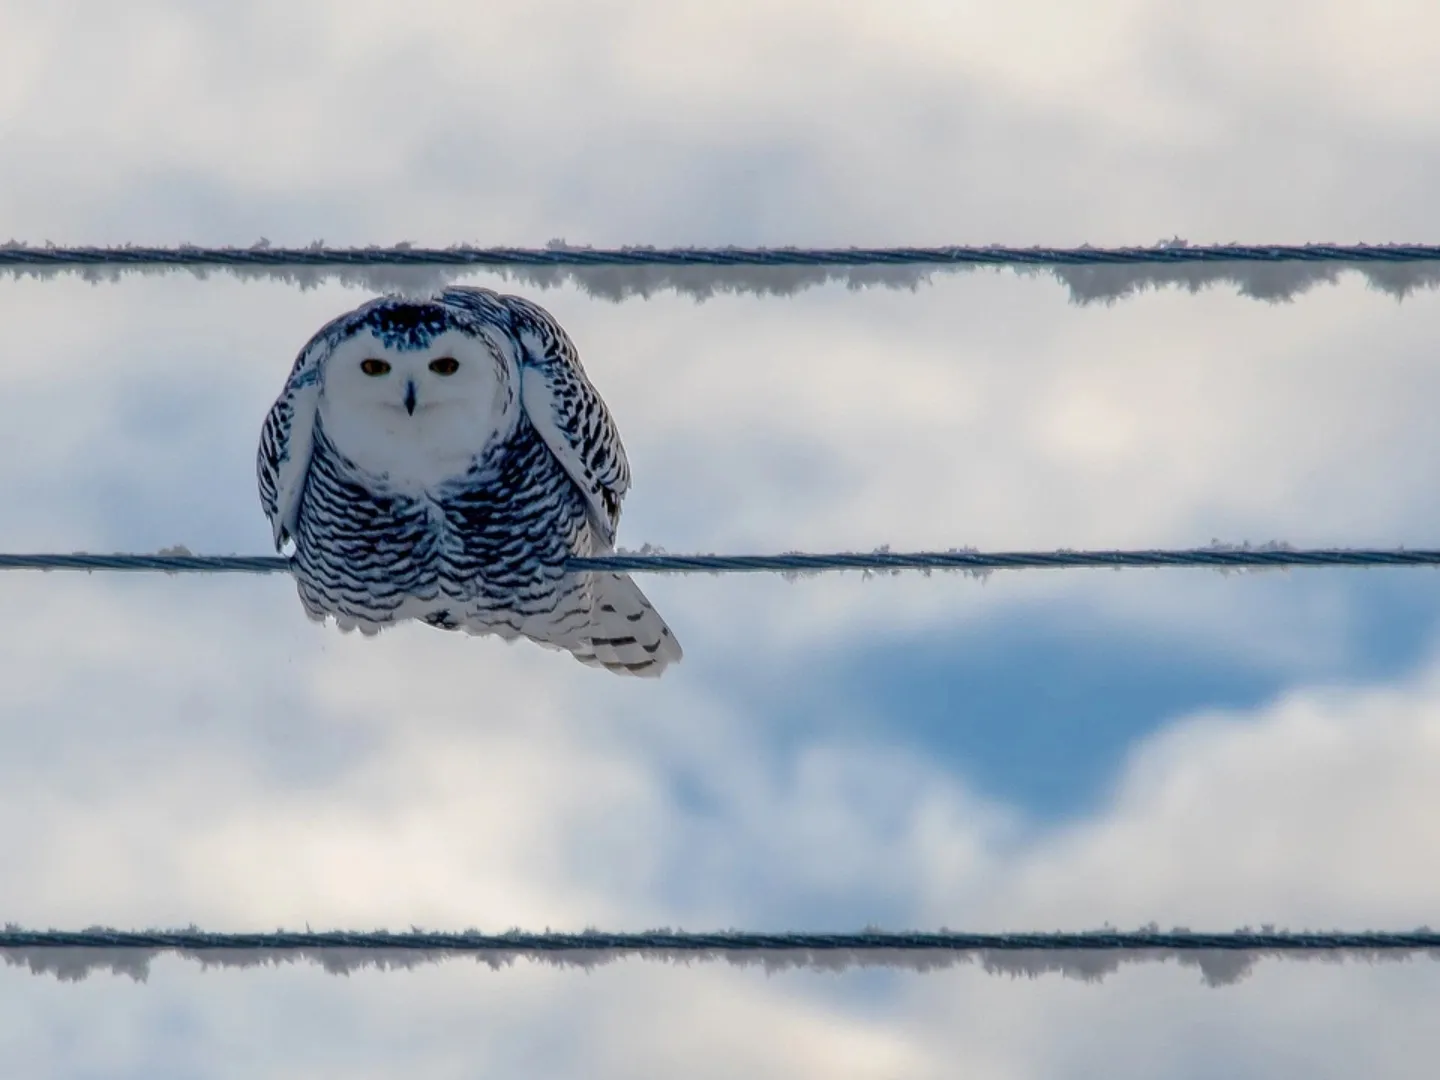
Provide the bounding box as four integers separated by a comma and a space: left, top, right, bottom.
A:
6, 577, 1440, 1076
7, 1, 1440, 1075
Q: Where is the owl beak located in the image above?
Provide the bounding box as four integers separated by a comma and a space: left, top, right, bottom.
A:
403, 380, 417, 415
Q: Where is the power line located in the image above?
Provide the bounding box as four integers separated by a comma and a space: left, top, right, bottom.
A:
6, 928, 1436, 951
573, 547, 1440, 574
1, 547, 1438, 577
7, 240, 1440, 304
6, 242, 1440, 270
5, 928, 1438, 986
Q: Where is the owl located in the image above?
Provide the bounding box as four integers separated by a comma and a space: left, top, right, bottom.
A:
256, 286, 682, 677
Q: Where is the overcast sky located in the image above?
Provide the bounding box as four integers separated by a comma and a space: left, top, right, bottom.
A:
4, 2, 1440, 1077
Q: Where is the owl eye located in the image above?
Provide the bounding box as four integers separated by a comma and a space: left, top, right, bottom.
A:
360, 359, 391, 376
429, 357, 460, 376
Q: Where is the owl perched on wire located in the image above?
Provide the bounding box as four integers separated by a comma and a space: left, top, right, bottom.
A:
256, 287, 682, 677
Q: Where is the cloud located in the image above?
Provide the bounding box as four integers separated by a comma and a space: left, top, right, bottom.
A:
5, 571, 1440, 1077
7, 1, 1440, 1075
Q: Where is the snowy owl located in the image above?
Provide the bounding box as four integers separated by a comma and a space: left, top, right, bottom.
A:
256, 286, 682, 676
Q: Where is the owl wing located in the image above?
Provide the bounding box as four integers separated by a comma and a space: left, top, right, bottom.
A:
454, 289, 632, 548
257, 355, 323, 551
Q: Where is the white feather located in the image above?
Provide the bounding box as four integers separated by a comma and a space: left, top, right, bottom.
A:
268, 371, 321, 550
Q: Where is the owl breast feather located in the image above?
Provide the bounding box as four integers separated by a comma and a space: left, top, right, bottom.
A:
288, 414, 596, 631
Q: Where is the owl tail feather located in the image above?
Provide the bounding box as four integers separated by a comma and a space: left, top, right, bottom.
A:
567, 572, 683, 677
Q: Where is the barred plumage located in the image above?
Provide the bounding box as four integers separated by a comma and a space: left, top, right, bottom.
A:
256, 286, 681, 676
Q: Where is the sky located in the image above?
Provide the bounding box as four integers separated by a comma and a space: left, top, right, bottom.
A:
4, 0, 1440, 1076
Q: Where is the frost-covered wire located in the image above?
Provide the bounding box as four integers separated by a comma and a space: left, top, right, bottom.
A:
6, 240, 1440, 303
2, 545, 1439, 578
4, 927, 1438, 987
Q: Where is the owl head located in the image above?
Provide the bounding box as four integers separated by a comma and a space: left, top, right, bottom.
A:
296, 292, 523, 489
317, 297, 512, 421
